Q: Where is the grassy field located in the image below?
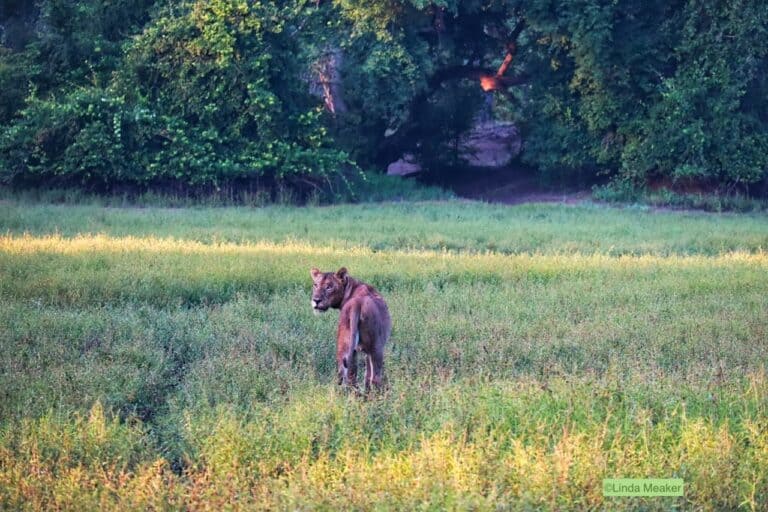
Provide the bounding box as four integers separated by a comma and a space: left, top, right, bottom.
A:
1, 199, 767, 510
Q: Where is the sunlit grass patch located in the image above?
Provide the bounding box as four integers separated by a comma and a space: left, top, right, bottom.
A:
3, 201, 768, 255
2, 233, 766, 307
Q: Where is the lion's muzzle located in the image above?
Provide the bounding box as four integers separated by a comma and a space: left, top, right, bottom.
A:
312, 298, 328, 313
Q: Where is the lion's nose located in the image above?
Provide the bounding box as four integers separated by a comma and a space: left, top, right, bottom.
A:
312, 299, 320, 307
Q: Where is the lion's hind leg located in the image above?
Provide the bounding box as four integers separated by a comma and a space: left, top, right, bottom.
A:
337, 305, 360, 388
346, 346, 358, 387
364, 354, 373, 391
364, 348, 384, 392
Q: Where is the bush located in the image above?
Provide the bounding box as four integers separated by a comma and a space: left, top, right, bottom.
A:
593, 180, 768, 212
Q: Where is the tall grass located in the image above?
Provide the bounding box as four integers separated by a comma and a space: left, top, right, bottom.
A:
1, 201, 767, 510
0, 173, 453, 208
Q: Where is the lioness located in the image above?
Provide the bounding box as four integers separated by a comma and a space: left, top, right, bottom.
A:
310, 267, 391, 390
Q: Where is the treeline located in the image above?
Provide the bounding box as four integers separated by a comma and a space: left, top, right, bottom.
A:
1, 1, 767, 198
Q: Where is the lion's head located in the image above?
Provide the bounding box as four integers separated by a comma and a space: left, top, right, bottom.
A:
310, 267, 348, 313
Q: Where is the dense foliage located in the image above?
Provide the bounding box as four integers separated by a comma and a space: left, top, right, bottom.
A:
1, 0, 767, 195
0, 1, 350, 197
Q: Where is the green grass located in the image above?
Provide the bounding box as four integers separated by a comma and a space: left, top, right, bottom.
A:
1, 200, 767, 510
3, 199, 768, 254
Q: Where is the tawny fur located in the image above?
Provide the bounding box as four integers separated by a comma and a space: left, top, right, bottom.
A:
310, 267, 391, 390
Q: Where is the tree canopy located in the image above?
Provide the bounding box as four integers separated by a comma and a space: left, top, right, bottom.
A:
1, 0, 767, 197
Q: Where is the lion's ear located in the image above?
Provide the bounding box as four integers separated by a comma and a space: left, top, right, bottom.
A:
310, 267, 322, 281
336, 267, 348, 282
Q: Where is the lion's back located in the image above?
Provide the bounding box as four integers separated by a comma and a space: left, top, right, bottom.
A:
351, 283, 391, 346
